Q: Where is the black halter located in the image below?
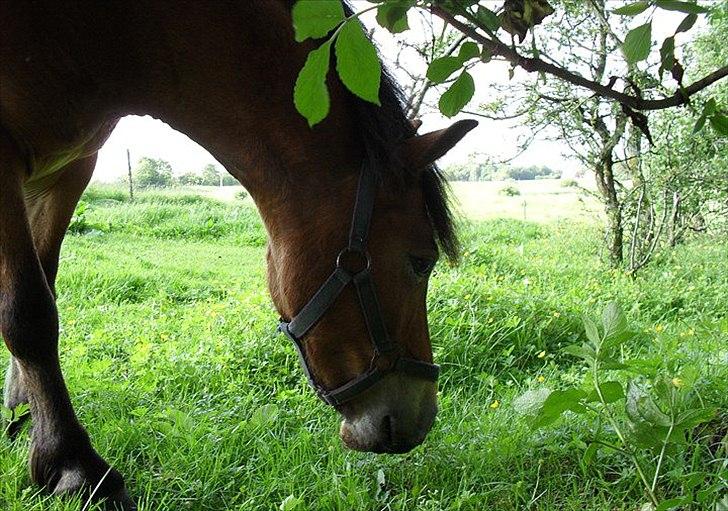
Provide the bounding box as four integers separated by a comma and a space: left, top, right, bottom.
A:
277, 163, 440, 407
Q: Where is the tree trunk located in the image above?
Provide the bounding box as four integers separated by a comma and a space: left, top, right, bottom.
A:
595, 157, 624, 267
605, 199, 624, 267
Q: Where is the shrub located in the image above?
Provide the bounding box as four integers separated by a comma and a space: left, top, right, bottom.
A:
560, 178, 578, 188
499, 185, 521, 196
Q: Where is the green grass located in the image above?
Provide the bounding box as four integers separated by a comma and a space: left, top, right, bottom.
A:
1, 185, 726, 510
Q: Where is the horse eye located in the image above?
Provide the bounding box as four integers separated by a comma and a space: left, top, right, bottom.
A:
409, 256, 436, 277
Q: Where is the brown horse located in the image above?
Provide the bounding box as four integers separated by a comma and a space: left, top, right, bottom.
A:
0, 1, 476, 508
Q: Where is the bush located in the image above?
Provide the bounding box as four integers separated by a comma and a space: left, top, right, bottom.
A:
499, 185, 521, 196
236, 189, 249, 201
561, 178, 578, 188
68, 201, 92, 234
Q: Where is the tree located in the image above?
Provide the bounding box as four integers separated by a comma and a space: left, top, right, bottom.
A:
134, 157, 173, 188
177, 171, 203, 186
289, 0, 727, 269
201, 164, 223, 186
290, 1, 727, 135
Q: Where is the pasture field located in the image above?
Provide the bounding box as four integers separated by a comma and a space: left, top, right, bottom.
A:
1, 184, 726, 510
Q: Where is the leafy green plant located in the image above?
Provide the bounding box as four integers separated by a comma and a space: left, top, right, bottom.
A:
499, 185, 521, 196
68, 200, 92, 234
524, 302, 719, 509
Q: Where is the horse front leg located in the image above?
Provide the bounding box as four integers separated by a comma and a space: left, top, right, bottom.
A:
0, 134, 134, 509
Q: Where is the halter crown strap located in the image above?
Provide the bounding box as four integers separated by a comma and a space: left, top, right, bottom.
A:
277, 162, 439, 407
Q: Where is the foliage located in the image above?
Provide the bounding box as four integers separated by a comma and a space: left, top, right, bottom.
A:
134, 157, 174, 188
443, 157, 561, 181
289, 0, 727, 131
525, 302, 718, 508
560, 178, 578, 187
67, 201, 93, 235
499, 184, 521, 196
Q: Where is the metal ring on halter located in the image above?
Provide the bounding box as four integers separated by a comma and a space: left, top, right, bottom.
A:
335, 247, 371, 275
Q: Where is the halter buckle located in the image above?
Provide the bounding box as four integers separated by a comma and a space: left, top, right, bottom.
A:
335, 247, 371, 275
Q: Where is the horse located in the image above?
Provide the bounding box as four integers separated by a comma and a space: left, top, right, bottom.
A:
0, 1, 476, 508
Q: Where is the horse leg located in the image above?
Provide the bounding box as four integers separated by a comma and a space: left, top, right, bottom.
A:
3, 155, 95, 438
0, 134, 134, 509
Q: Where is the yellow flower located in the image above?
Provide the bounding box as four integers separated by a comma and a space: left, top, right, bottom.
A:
671, 377, 684, 388
537, 350, 546, 359
537, 375, 545, 383
490, 400, 500, 409
655, 324, 664, 333
552, 312, 561, 318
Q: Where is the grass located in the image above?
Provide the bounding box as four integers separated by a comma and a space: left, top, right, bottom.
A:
1, 184, 726, 510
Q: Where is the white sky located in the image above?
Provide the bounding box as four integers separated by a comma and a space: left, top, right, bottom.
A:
95, 3, 692, 182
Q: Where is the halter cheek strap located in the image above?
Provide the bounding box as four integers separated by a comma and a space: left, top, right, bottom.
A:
277, 164, 440, 407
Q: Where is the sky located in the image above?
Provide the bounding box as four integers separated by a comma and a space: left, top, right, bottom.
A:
94, 2, 691, 183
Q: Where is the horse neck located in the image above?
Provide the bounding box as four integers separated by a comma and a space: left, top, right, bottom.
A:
116, 1, 364, 236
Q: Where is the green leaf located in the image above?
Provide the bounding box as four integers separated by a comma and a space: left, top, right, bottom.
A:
655, 1, 709, 14
600, 357, 629, 370
703, 98, 717, 115
512, 387, 551, 417
279, 494, 304, 511
291, 0, 345, 42
626, 381, 672, 427
563, 343, 596, 361
530, 388, 587, 429
427, 56, 464, 84
622, 22, 653, 64
601, 302, 628, 341
439, 71, 475, 118
376, 1, 412, 33
660, 36, 675, 71
458, 41, 480, 61
582, 316, 601, 345
693, 112, 708, 133
335, 21, 381, 105
476, 5, 501, 32
675, 13, 698, 33
612, 1, 650, 16
582, 442, 599, 467
586, 381, 625, 404
655, 496, 692, 511
709, 113, 728, 136
675, 407, 716, 429
293, 41, 332, 127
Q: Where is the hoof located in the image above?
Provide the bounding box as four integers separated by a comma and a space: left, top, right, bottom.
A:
30, 431, 136, 510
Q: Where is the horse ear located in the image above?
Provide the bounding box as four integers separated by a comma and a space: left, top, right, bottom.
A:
399, 119, 478, 170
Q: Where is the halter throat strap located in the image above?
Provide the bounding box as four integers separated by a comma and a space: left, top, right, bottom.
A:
277, 163, 439, 407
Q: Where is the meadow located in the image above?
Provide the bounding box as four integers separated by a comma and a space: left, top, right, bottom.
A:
1, 182, 726, 510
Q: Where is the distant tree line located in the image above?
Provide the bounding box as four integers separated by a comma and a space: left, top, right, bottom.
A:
131, 158, 237, 188
442, 157, 562, 182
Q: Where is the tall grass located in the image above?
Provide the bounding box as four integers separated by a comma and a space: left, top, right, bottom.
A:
1, 186, 725, 510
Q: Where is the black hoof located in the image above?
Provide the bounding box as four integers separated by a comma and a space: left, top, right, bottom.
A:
30, 431, 135, 511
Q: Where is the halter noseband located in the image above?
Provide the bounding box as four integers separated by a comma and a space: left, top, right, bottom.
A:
277, 163, 440, 407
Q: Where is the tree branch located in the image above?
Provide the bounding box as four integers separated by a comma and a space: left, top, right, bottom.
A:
430, 5, 728, 112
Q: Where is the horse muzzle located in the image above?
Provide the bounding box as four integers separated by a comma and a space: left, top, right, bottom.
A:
337, 373, 438, 454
